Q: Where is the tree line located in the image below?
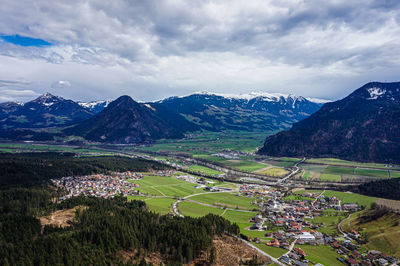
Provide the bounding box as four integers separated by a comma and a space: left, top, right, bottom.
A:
0, 189, 239, 265
0, 152, 169, 188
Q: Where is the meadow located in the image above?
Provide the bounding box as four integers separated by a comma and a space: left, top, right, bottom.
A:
131, 174, 203, 197
298, 245, 343, 266
186, 165, 222, 175
295, 190, 376, 208
188, 192, 256, 210
341, 210, 400, 258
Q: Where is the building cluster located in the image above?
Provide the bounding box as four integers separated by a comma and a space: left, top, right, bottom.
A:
211, 152, 240, 160
243, 190, 399, 265
330, 240, 398, 266
239, 184, 273, 198
150, 170, 176, 176
52, 172, 142, 200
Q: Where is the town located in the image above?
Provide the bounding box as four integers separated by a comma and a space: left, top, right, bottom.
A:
51, 171, 143, 199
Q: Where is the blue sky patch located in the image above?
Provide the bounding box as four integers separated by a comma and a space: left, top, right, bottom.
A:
1, 34, 51, 47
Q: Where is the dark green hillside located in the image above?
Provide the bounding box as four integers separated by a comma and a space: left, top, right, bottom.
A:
0, 152, 168, 188
65, 95, 199, 143
0, 190, 239, 265
259, 82, 400, 163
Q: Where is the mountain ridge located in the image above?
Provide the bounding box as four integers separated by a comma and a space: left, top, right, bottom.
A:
258, 81, 400, 163
65, 95, 199, 143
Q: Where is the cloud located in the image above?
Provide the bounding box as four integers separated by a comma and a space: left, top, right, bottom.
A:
0, 0, 400, 102
0, 88, 39, 102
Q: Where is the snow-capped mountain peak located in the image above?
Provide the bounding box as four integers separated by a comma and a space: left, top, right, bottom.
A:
78, 100, 111, 114
34, 92, 64, 106
188, 91, 329, 104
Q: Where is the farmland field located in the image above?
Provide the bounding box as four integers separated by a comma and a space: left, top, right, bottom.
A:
294, 190, 376, 208
253, 243, 287, 258
178, 201, 225, 217
354, 168, 389, 178
323, 165, 355, 175
298, 245, 342, 266
188, 192, 256, 210
256, 167, 289, 177
320, 173, 341, 182
220, 159, 267, 172
306, 158, 399, 169
186, 165, 222, 175
131, 174, 203, 197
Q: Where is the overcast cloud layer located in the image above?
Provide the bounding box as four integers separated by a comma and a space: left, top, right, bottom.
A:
0, 0, 400, 102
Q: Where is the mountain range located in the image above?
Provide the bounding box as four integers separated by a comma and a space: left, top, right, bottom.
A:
0, 91, 325, 143
65, 95, 198, 143
258, 82, 400, 163
152, 92, 325, 132
0, 93, 93, 128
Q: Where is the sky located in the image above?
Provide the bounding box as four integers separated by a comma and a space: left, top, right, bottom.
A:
0, 0, 400, 103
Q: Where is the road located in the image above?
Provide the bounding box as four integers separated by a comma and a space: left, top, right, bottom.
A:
171, 191, 256, 217
281, 238, 298, 257
230, 235, 284, 266
311, 190, 326, 206
276, 157, 306, 184
337, 212, 353, 240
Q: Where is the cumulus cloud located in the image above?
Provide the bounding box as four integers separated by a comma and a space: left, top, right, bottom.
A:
0, 0, 400, 102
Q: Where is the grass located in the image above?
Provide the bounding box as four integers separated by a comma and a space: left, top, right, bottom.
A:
189, 192, 256, 210
137, 130, 268, 154
127, 196, 175, 215
298, 245, 343, 266
253, 243, 287, 258
300, 163, 328, 172
354, 168, 389, 178
323, 166, 355, 175
145, 198, 176, 215
306, 157, 397, 169
187, 165, 222, 175
323, 191, 376, 208
341, 210, 400, 258
221, 160, 267, 172
306, 210, 347, 235
256, 167, 289, 177
178, 201, 225, 217
303, 171, 310, 180
295, 190, 376, 209
132, 175, 202, 197
320, 173, 342, 182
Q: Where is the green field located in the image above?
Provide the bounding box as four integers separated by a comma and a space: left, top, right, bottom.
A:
178, 201, 225, 217
253, 243, 287, 258
145, 198, 176, 214
189, 192, 256, 210
295, 190, 376, 208
187, 165, 222, 175
306, 158, 398, 169
0, 143, 110, 154
256, 167, 289, 177
354, 168, 389, 178
303, 171, 310, 179
132, 175, 204, 197
221, 160, 267, 172
320, 173, 342, 182
300, 163, 328, 172
306, 210, 347, 235
298, 245, 342, 266
323, 166, 355, 175
136, 130, 268, 154
341, 210, 400, 258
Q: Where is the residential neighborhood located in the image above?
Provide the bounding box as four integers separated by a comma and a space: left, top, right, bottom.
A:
51, 171, 143, 199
